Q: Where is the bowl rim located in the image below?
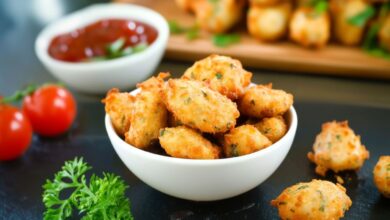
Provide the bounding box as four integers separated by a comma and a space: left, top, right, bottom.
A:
35, 3, 169, 72
105, 89, 298, 166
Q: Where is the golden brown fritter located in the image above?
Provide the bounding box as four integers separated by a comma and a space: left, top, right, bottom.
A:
294, 0, 313, 7
373, 156, 390, 198
289, 7, 330, 48
124, 74, 169, 149
238, 84, 293, 118
379, 14, 390, 52
247, 2, 292, 42
223, 124, 272, 157
330, 0, 371, 46
249, 0, 282, 6
102, 88, 134, 136
175, 0, 198, 12
192, 0, 246, 33
136, 72, 170, 91
271, 179, 352, 220
182, 54, 252, 100
254, 116, 287, 143
307, 121, 370, 176
159, 126, 221, 159
164, 79, 240, 133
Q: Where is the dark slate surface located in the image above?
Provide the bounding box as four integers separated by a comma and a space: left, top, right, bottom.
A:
1, 101, 390, 220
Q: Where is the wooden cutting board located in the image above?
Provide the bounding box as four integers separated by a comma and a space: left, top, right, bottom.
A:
116, 0, 390, 79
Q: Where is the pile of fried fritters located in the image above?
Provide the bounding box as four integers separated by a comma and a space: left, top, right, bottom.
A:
104, 54, 293, 159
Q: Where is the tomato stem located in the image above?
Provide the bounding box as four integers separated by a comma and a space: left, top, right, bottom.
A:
0, 85, 38, 104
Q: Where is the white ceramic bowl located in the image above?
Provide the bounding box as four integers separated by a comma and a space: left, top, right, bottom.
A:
105, 88, 298, 201
35, 3, 169, 94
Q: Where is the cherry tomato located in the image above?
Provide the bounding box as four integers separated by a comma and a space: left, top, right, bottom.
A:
22, 85, 77, 136
0, 105, 33, 161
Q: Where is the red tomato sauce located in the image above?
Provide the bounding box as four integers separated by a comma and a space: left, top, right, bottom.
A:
48, 19, 158, 62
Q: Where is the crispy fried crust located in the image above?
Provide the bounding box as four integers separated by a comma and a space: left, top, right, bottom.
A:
163, 79, 240, 133
159, 126, 221, 159
379, 14, 390, 53
238, 84, 293, 118
182, 54, 252, 100
249, 0, 281, 6
247, 2, 292, 42
289, 7, 330, 48
124, 73, 169, 149
223, 124, 272, 157
254, 116, 287, 143
175, 0, 198, 12
102, 88, 134, 136
192, 0, 246, 33
373, 156, 390, 198
271, 179, 352, 220
330, 0, 370, 46
307, 121, 370, 176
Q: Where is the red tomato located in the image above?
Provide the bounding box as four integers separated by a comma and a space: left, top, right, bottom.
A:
0, 105, 33, 161
22, 85, 77, 136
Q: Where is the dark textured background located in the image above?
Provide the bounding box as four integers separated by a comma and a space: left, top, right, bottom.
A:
1, 0, 390, 219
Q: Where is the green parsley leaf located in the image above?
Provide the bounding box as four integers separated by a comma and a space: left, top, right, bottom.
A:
348, 6, 375, 27
168, 20, 186, 34
186, 26, 200, 40
169, 20, 200, 40
317, 190, 326, 212
42, 157, 133, 220
231, 144, 239, 157
365, 47, 390, 60
215, 73, 223, 79
212, 34, 240, 47
313, 0, 328, 15
363, 22, 380, 50
297, 185, 309, 191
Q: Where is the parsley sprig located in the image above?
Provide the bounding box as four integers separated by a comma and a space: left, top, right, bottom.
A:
212, 34, 240, 47
168, 20, 199, 40
361, 3, 390, 60
42, 157, 133, 220
348, 6, 375, 27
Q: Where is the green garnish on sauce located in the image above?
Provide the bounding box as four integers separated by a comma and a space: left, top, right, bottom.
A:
99, 38, 148, 61
42, 157, 133, 220
107, 38, 126, 56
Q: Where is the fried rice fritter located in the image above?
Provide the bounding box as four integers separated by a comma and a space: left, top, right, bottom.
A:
223, 124, 272, 157
373, 155, 390, 198
164, 79, 240, 133
159, 126, 221, 159
102, 88, 134, 136
271, 179, 352, 220
307, 121, 369, 176
238, 83, 293, 118
182, 54, 252, 100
